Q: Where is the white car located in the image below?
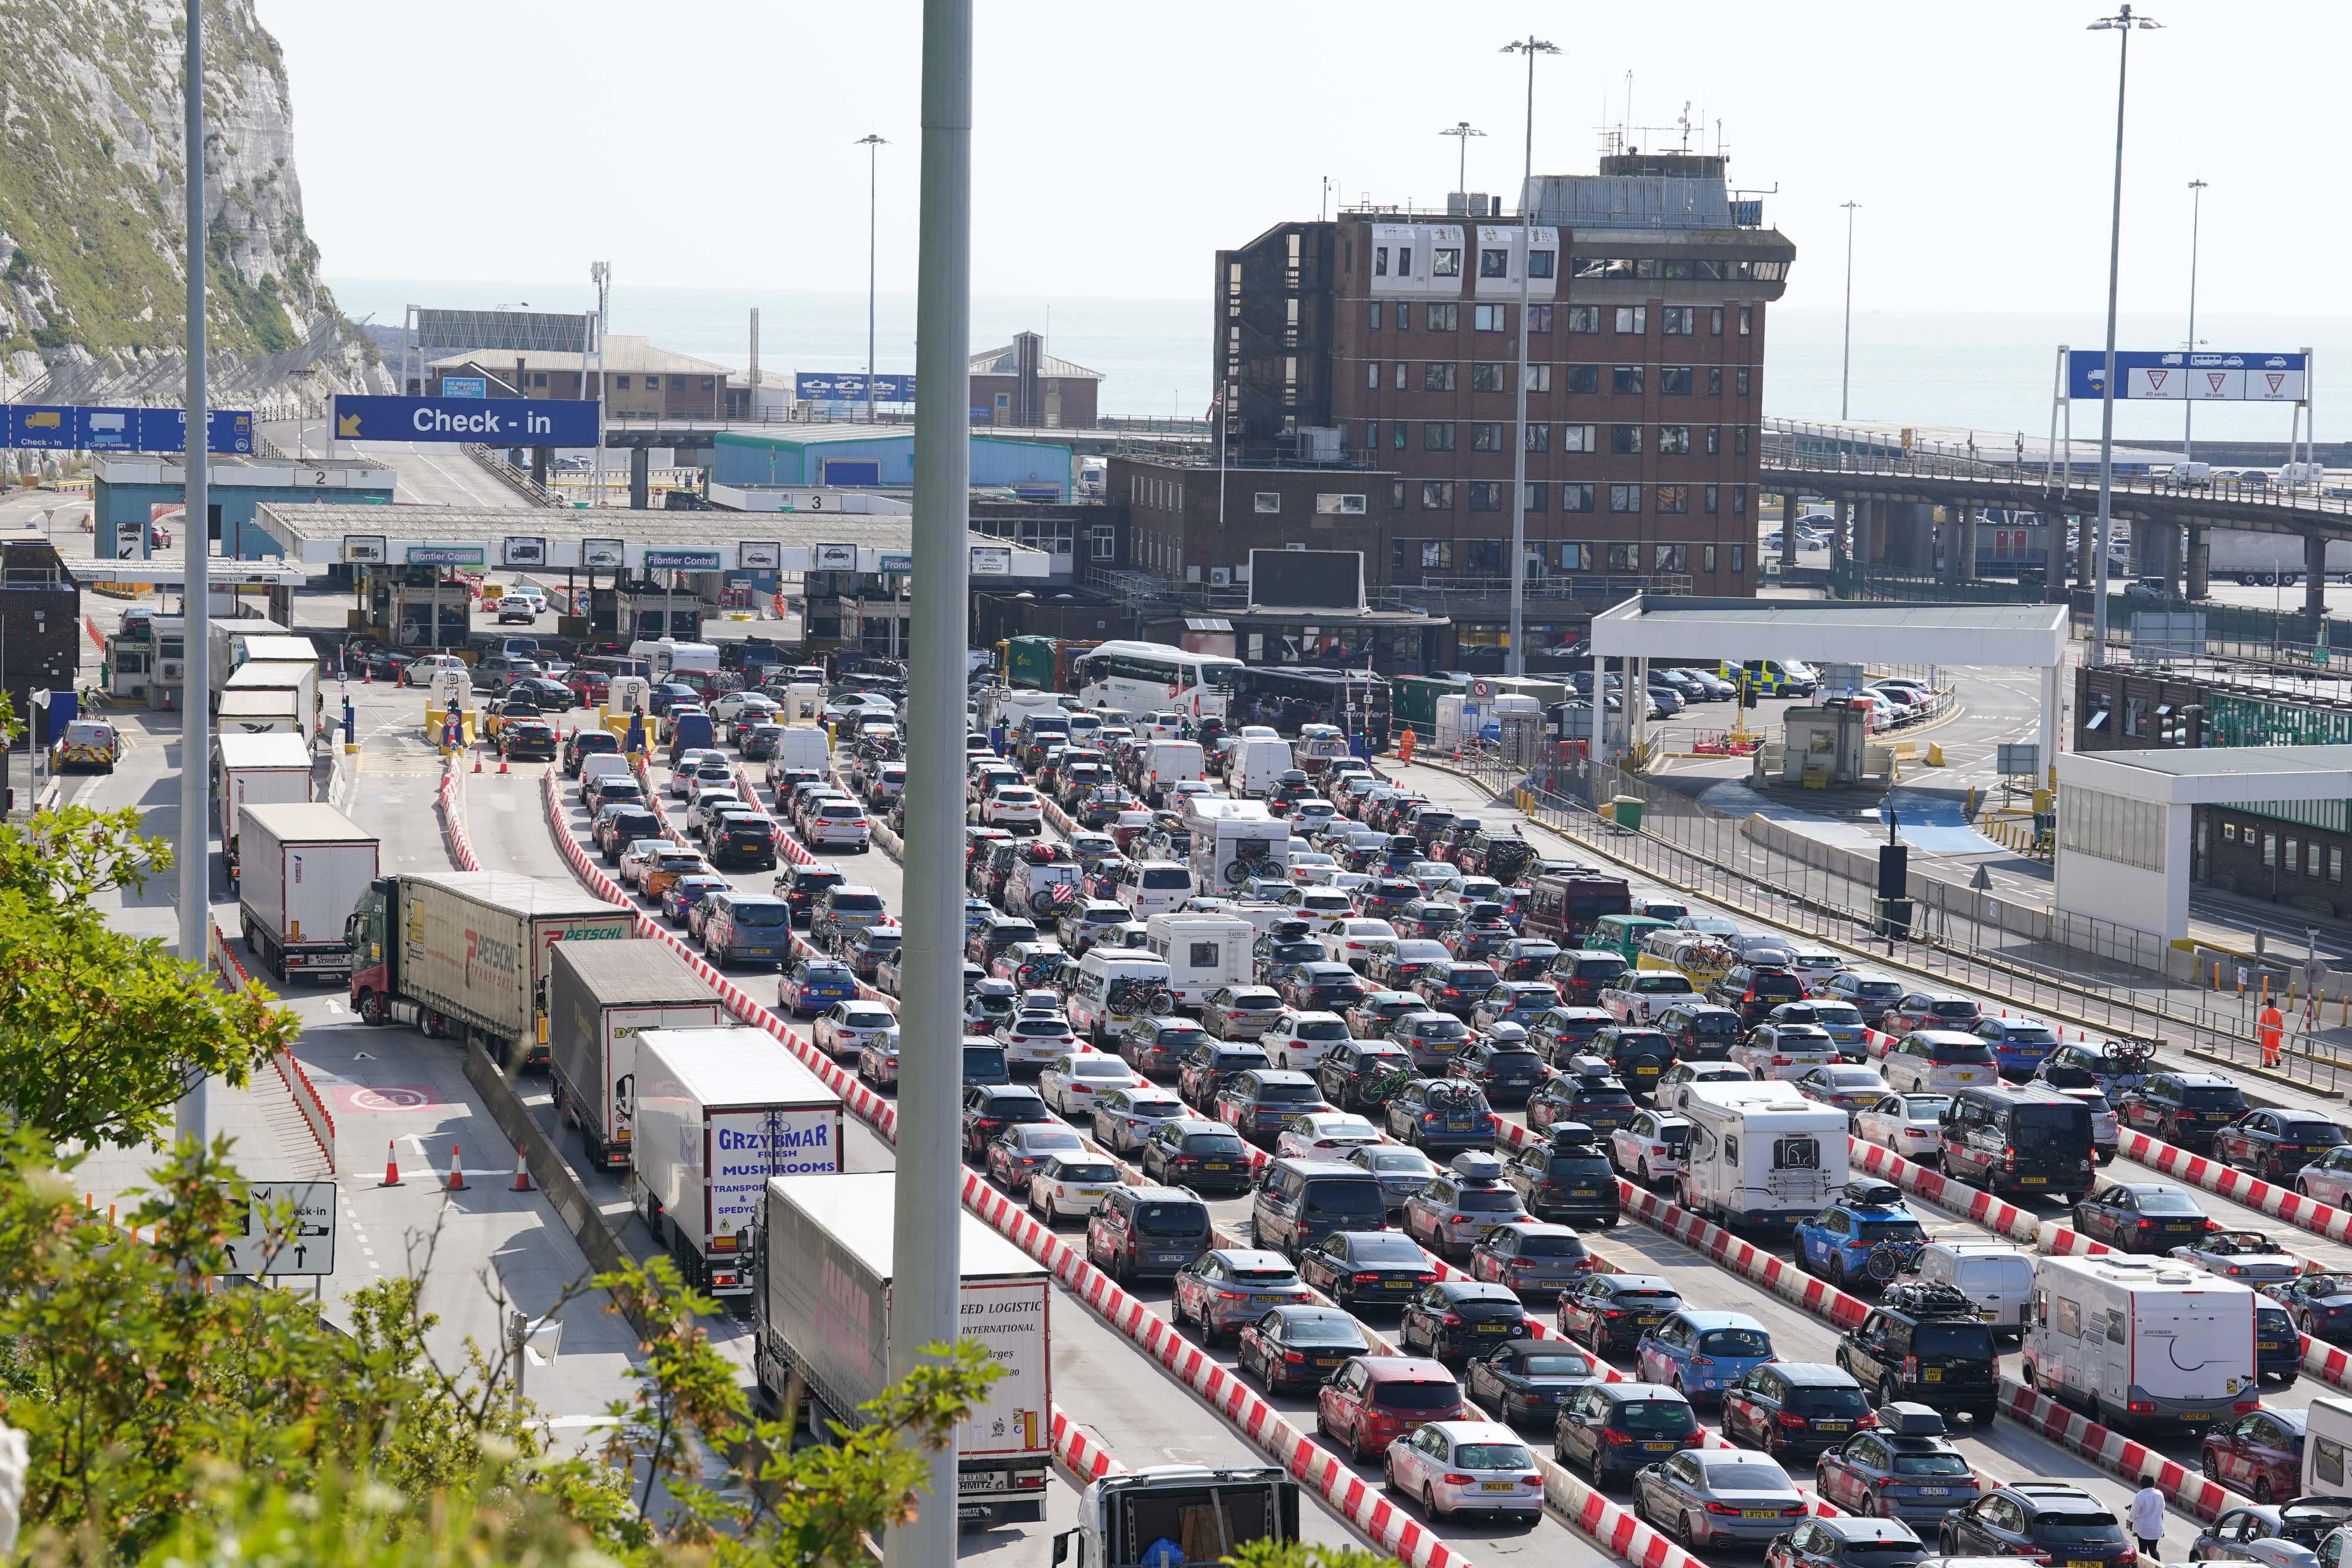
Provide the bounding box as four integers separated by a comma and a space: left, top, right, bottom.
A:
1655, 1059, 1755, 1114
1382, 1419, 1542, 1521
1026, 1154, 1123, 1225
1321, 917, 1399, 972
996, 1011, 1080, 1071
1598, 972, 1698, 1024
805, 800, 873, 852
1091, 1085, 1188, 1153
983, 786, 1045, 831
1274, 1111, 1382, 1161
680, 756, 736, 801
683, 788, 742, 834
1610, 1109, 1692, 1187
1262, 1011, 1354, 1073
813, 1001, 898, 1060
670, 750, 721, 797
2297, 1145, 2352, 1209
856, 1028, 902, 1087
1287, 851, 1340, 886
709, 691, 778, 724
1039, 1052, 1147, 1116
1281, 886, 1356, 924
1879, 1029, 1999, 1094
969, 763, 1024, 803
403, 652, 469, 687
1854, 1092, 1948, 1166
1728, 1025, 1838, 1082
1785, 949, 1847, 992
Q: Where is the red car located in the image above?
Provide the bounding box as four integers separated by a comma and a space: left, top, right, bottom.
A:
2198, 1410, 2306, 1505
1312, 1355, 1466, 1460
567, 668, 613, 707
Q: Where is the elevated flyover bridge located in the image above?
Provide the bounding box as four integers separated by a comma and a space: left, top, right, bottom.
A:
1759, 417, 2352, 613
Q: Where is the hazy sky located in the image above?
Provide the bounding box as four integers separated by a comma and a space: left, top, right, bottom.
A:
260, 0, 2331, 330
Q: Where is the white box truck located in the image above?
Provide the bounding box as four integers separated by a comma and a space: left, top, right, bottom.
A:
215, 688, 303, 735
1144, 912, 1256, 1004
1182, 797, 1289, 893
1675, 1079, 1850, 1228
1053, 1467, 1302, 1568
236, 803, 380, 982
753, 1171, 1053, 1526
346, 871, 637, 1065
2023, 1253, 2257, 1430
205, 616, 285, 693
216, 633, 318, 694
215, 731, 315, 880
632, 1028, 844, 1296
547, 940, 726, 1171
219, 658, 319, 728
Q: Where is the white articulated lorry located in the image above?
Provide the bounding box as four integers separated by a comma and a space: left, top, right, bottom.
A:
215, 731, 315, 882
752, 1171, 1053, 1527
219, 658, 319, 728
630, 1028, 843, 1296
235, 803, 379, 981
546, 940, 726, 1171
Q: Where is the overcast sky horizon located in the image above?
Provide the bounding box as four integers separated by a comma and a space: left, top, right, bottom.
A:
258, 0, 2352, 330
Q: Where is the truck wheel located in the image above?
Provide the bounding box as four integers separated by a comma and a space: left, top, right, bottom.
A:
356, 989, 388, 1026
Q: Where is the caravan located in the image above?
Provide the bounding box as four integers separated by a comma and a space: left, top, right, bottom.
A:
1675, 1079, 1850, 1228
2023, 1253, 2257, 1430
1182, 796, 1291, 892
1142, 912, 1255, 1005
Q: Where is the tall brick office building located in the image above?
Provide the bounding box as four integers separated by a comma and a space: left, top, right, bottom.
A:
1211, 150, 1794, 656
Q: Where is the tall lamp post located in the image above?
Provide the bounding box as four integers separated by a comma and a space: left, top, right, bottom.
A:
856, 133, 889, 424
176, 0, 210, 1143
1501, 37, 1558, 678
2087, 4, 2161, 667
1439, 120, 1484, 196
2183, 178, 2208, 463
1839, 200, 1860, 421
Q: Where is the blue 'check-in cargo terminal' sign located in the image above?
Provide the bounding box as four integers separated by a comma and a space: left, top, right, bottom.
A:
2065, 349, 2309, 403
4, 405, 253, 452
331, 394, 603, 446
794, 372, 916, 403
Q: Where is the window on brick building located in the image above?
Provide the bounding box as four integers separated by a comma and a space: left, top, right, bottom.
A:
1739, 306, 1753, 335
1562, 423, 1596, 452
1524, 363, 1551, 392
1392, 423, 1406, 450
1612, 366, 1644, 395
1529, 249, 1555, 278
1472, 363, 1507, 392
1471, 422, 1504, 451
1530, 304, 1554, 332
1468, 482, 1503, 512
1609, 484, 1641, 513
1735, 426, 1750, 456
1474, 304, 1507, 332
1704, 485, 1719, 514
1254, 493, 1281, 514
1525, 423, 1549, 452
1434, 248, 1462, 278
1710, 307, 1725, 336
1391, 539, 1452, 570
1705, 426, 1720, 456
1364, 420, 1379, 449
1558, 542, 1588, 569
1367, 362, 1379, 390
1662, 306, 1695, 335
1424, 363, 1457, 392
1658, 426, 1692, 455
1708, 367, 1723, 396
1565, 365, 1599, 394
1562, 483, 1595, 513
1427, 303, 1459, 330
1568, 306, 1601, 333
1480, 248, 1509, 278
1396, 303, 1411, 328
1736, 367, 1753, 396
1421, 481, 1454, 509
1656, 544, 1688, 571
1661, 367, 1692, 395
1608, 543, 1639, 571
1703, 543, 1718, 573
1730, 544, 1746, 574
1369, 302, 1382, 329
1466, 539, 1505, 571
1395, 362, 1408, 390
1655, 484, 1689, 514
1375, 247, 1389, 277
1392, 479, 1407, 509
1423, 422, 1455, 450
1733, 485, 1748, 514
1615, 306, 1646, 334
1523, 483, 1547, 511
1610, 424, 1642, 454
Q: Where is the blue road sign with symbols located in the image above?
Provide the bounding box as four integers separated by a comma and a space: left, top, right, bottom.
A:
332, 394, 602, 446
2066, 349, 2309, 403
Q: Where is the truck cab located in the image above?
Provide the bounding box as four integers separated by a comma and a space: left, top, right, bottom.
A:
1054, 1465, 1301, 1567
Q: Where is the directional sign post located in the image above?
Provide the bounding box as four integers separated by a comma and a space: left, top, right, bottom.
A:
214, 1179, 337, 1277
331, 395, 603, 447
2064, 350, 2310, 403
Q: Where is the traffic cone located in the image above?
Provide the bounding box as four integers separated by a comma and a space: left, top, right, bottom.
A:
446, 1140, 467, 1191
510, 1146, 532, 1191
473, 750, 483, 774
362, 664, 372, 684
497, 753, 510, 774
382, 1138, 402, 1186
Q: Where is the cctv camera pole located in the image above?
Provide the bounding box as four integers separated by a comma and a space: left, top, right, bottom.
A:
176, 0, 211, 1144
887, 3, 968, 1564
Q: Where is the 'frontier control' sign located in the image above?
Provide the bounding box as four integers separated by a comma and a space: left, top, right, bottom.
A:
332, 394, 603, 446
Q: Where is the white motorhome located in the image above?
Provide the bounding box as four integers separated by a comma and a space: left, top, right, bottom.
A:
1143, 912, 1255, 1005
1675, 1079, 1850, 1228
2303, 1395, 2352, 1501
1065, 948, 1175, 1045
628, 637, 720, 683
1181, 796, 1290, 892
2023, 1253, 2256, 1430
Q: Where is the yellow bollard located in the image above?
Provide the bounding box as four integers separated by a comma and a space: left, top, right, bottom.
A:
2213, 961, 2221, 991
2263, 975, 2271, 1004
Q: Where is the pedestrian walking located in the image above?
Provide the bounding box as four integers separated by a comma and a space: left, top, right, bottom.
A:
1399, 726, 1417, 765
2130, 1475, 2166, 1562
2260, 999, 2286, 1069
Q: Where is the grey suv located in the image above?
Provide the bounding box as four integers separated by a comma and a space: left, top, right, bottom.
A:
698, 892, 795, 968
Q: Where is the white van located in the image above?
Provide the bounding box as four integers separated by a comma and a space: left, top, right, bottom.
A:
1143, 912, 1255, 1005
1233, 737, 1295, 799
1113, 860, 1195, 920
1065, 950, 1175, 1045
629, 637, 720, 684
1675, 1080, 1850, 1228
2023, 1253, 2256, 1429
1908, 1239, 2037, 1340
775, 724, 832, 773
2303, 1396, 2352, 1500
1141, 739, 1206, 805
577, 753, 632, 793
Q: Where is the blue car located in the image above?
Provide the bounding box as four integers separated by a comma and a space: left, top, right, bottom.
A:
1635, 1310, 1776, 1404
663, 872, 730, 923
1793, 1181, 1927, 1292
1975, 1015, 2061, 1081
780, 958, 859, 1017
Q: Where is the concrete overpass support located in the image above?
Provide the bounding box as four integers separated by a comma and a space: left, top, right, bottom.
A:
629, 445, 651, 509
2187, 524, 2210, 600
1947, 504, 1977, 584
2308, 533, 2329, 629
530, 446, 550, 487
1887, 502, 1935, 574
1834, 497, 1851, 569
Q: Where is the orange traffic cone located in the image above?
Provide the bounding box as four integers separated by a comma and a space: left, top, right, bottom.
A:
446, 1140, 467, 1191
362, 664, 372, 684
473, 750, 483, 774
382, 1138, 402, 1187
498, 754, 510, 774
510, 1147, 532, 1191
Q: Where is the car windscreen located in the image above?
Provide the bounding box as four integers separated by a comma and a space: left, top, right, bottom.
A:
1361, 1150, 1432, 1175
1132, 1202, 1209, 1237
1910, 1322, 1995, 1358
1572, 958, 1626, 981
1615, 1399, 1699, 1436
1706, 1463, 1794, 1491
1633, 975, 1693, 994
729, 902, 791, 927
1783, 1385, 1873, 1415
1854, 1220, 1923, 1245
1348, 1233, 1428, 1264
1372, 1380, 1462, 1412
1545, 1154, 1613, 1179
1694, 1328, 1771, 1358
2283, 1119, 2352, 1144
1852, 980, 1903, 999
1454, 1442, 1533, 1470
2009, 1102, 2090, 1151
1281, 1317, 1365, 1347
2134, 1188, 2204, 1215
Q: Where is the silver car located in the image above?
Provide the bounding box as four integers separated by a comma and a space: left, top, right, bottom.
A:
1466, 1222, 1592, 1298
1092, 1085, 1187, 1154
1633, 1446, 1808, 1549
1796, 1063, 1892, 1118
1348, 1144, 1440, 1211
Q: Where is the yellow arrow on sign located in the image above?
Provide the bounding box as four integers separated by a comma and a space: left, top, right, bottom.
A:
338, 412, 362, 437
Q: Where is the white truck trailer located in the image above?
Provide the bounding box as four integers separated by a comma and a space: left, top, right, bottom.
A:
215, 731, 315, 880
546, 941, 726, 1171
2023, 1253, 2257, 1430
1676, 1079, 1850, 1229
215, 688, 303, 735
346, 871, 637, 1065
631, 1028, 843, 1296
218, 658, 319, 729
1053, 1466, 1304, 1567
235, 802, 379, 981
752, 1171, 1053, 1527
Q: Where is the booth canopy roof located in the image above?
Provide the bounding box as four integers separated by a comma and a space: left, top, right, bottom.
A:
2058, 743, 2352, 805
1590, 594, 2069, 668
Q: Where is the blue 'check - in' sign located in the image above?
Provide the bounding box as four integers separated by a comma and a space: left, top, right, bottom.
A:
332, 395, 602, 446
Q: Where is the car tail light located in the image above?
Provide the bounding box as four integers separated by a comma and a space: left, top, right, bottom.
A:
1442, 1473, 1476, 1487
1705, 1502, 1746, 1516
2135, 1218, 2155, 1230
1602, 1428, 1633, 1446
1283, 1350, 1307, 1365
2003, 1148, 2017, 1171
1440, 1313, 1462, 1326
1690, 1355, 1715, 1368
1776, 1411, 1808, 1428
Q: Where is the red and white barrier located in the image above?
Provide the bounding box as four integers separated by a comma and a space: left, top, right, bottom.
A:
1846, 1137, 2073, 1252
206, 915, 339, 1173
1048, 1405, 1125, 1486
2118, 1126, 2352, 1248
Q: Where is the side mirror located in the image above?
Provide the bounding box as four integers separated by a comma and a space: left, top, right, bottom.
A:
1050, 1530, 1077, 1566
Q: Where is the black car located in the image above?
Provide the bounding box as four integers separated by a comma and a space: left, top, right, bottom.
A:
2264, 1272, 2352, 1346
1236, 1305, 1369, 1393
562, 728, 622, 776
1529, 1005, 1613, 1066
1721, 1362, 1876, 1459
499, 720, 558, 761
1316, 1038, 1415, 1113
2116, 1071, 2248, 1152
1138, 1117, 1254, 1196
1764, 1516, 1927, 1568
1556, 1272, 1683, 1353
1416, 960, 1500, 1018
1655, 1003, 1743, 1063
1592, 1024, 1676, 1095
1177, 1041, 1272, 1112
1528, 1061, 1639, 1139
773, 862, 848, 927
711, 813, 779, 871
2256, 1301, 2303, 1385
959, 1084, 1054, 1161
1937, 1483, 2134, 1568
1274, 961, 1367, 1014
1709, 963, 1808, 1025
1552, 1379, 1702, 1484
1446, 1036, 1547, 1105
1835, 1281, 1998, 1423
1505, 1131, 1621, 1226
1296, 1229, 1437, 1310
2216, 1108, 2352, 1182
1399, 1279, 1529, 1365
1461, 830, 1534, 884
1463, 1338, 1602, 1428
2070, 1182, 2216, 1252
1382, 1077, 1497, 1155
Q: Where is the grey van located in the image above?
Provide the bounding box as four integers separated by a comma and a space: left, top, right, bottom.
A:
1250, 1156, 1391, 1259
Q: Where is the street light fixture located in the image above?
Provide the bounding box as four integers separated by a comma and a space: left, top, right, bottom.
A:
1501, 37, 1558, 680
2087, 4, 2161, 667
1839, 201, 1860, 421
1439, 120, 1485, 196
856, 133, 890, 426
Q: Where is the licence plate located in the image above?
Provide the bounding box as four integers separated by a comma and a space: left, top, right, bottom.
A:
1201, 1162, 1231, 1171
1481, 1480, 1520, 1493
2261, 1341, 2282, 1351
1816, 1421, 1849, 1432
2166, 1222, 2196, 1232
1637, 1316, 1663, 1326
2180, 1410, 2211, 1421
1073, 1188, 1108, 1200
1315, 1356, 1342, 1368
1385, 1279, 1415, 1290
1152, 1252, 1188, 1264
1475, 1321, 1511, 1334
1919, 1487, 1951, 1497
1923, 1368, 1942, 1383
1644, 1441, 1678, 1452
1954, 1071, 1980, 1082
1571, 1189, 1600, 1199
2069, 1560, 2100, 1567
1743, 1510, 1780, 1520
2021, 1175, 2047, 1185
1251, 1295, 1289, 1306
1281, 1114, 1303, 1126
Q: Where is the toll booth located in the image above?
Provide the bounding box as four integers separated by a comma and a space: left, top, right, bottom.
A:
355, 564, 470, 650
1752, 703, 1895, 791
